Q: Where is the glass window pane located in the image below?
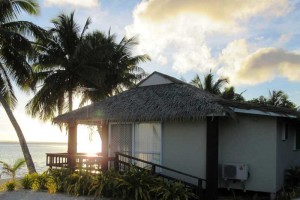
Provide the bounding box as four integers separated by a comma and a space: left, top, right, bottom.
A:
134, 123, 161, 165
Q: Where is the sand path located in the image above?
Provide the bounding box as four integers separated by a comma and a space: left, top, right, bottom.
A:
0, 190, 95, 200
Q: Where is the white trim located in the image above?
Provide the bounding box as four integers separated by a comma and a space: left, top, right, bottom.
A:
230, 107, 297, 118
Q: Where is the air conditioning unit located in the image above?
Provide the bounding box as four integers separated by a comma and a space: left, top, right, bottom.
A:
222, 163, 249, 181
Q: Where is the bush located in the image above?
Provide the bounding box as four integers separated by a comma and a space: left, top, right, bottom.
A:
5, 181, 16, 191
46, 168, 72, 193
66, 171, 93, 196
21, 174, 33, 189
116, 166, 157, 200
21, 173, 49, 191
89, 169, 122, 198
285, 166, 300, 190
32, 173, 48, 191
153, 179, 196, 200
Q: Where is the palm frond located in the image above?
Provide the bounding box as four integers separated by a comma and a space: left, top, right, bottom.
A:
12, 158, 26, 171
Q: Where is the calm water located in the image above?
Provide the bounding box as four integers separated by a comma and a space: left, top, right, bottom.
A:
0, 142, 67, 179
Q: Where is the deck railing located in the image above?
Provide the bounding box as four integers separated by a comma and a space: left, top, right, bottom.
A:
46, 153, 103, 172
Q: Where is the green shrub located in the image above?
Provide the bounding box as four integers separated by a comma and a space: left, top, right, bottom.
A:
285, 166, 300, 190
46, 168, 72, 193
66, 171, 93, 196
116, 166, 157, 200
32, 173, 48, 191
153, 180, 195, 200
89, 169, 122, 198
5, 181, 16, 191
21, 172, 49, 191
277, 188, 300, 200
21, 174, 33, 189
46, 178, 57, 194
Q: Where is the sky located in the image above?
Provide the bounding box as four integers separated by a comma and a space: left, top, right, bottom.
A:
1, 0, 300, 144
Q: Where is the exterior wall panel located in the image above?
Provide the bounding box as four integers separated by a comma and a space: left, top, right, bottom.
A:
162, 120, 207, 185
276, 119, 300, 190
219, 114, 277, 193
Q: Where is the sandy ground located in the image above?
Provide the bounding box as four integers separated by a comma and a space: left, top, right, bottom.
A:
0, 190, 95, 200
0, 179, 109, 200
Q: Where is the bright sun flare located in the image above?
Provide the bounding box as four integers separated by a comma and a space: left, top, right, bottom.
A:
76, 125, 102, 154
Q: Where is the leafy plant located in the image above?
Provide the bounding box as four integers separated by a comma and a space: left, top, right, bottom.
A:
46, 168, 72, 193
21, 174, 34, 189
89, 169, 122, 198
31, 173, 48, 190
5, 180, 16, 191
116, 166, 157, 200
66, 171, 93, 196
0, 158, 26, 180
154, 179, 195, 200
285, 166, 300, 190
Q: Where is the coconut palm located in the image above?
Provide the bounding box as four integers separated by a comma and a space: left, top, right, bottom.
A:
249, 90, 296, 109
221, 86, 245, 102
0, 158, 26, 180
0, 0, 43, 173
26, 12, 149, 121
190, 71, 229, 95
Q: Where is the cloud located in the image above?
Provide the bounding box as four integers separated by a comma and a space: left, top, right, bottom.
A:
45, 0, 99, 8
218, 41, 300, 85
126, 0, 290, 75
136, 0, 289, 23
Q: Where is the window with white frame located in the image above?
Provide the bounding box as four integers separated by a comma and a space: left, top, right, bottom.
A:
109, 123, 162, 165
134, 123, 161, 165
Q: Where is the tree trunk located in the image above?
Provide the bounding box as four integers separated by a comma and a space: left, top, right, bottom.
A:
97, 123, 108, 170
0, 94, 36, 173
68, 90, 73, 112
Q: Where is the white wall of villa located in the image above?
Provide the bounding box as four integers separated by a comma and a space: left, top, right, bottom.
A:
138, 73, 173, 87
107, 113, 300, 194
219, 114, 278, 193
276, 119, 300, 190
161, 120, 207, 185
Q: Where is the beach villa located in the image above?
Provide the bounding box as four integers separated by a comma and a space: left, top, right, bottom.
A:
50, 72, 300, 199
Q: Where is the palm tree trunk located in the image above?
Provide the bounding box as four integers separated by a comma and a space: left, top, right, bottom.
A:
0, 94, 36, 173
68, 90, 73, 112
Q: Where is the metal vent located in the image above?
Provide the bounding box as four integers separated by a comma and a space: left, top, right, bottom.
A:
224, 165, 237, 178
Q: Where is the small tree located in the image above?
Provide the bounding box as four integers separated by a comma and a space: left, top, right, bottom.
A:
0, 158, 26, 181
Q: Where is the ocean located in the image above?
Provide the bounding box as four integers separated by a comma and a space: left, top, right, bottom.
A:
0, 142, 67, 179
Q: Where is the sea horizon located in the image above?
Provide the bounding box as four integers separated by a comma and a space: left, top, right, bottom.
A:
0, 142, 68, 179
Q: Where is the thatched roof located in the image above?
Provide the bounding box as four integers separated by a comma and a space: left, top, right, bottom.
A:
53, 72, 300, 124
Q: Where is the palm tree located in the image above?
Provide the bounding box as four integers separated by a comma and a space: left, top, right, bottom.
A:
221, 86, 245, 102
26, 12, 150, 120
0, 0, 43, 173
0, 158, 26, 180
190, 71, 229, 95
249, 90, 296, 109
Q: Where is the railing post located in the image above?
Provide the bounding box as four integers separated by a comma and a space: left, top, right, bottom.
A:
114, 152, 119, 171
151, 165, 156, 174
198, 179, 204, 199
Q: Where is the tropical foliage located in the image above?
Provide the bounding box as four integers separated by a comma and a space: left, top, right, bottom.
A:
248, 90, 296, 109
0, 0, 44, 173
26, 12, 150, 121
190, 72, 245, 101
20, 167, 196, 200
0, 158, 26, 180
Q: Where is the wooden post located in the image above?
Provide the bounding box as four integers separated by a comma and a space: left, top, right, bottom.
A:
68, 121, 77, 170
206, 117, 219, 200
100, 122, 109, 171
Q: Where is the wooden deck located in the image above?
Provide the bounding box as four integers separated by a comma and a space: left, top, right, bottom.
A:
46, 153, 103, 172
